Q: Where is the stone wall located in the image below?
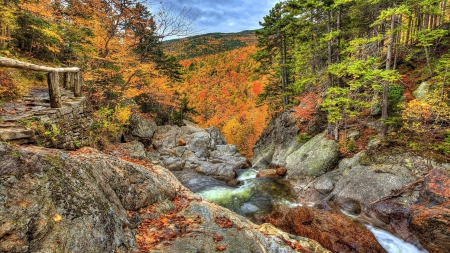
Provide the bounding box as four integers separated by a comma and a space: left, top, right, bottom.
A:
0, 97, 93, 150
33, 97, 93, 149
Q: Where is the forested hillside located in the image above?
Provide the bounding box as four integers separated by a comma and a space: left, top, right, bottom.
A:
0, 0, 192, 146
254, 0, 450, 160
1, 0, 450, 159
163, 30, 257, 59
178, 45, 269, 157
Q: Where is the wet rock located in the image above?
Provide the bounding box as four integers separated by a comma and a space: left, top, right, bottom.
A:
285, 132, 339, 191
409, 170, 450, 253
276, 167, 287, 176
264, 206, 386, 253
162, 156, 184, 171
172, 169, 230, 192
257, 169, 279, 179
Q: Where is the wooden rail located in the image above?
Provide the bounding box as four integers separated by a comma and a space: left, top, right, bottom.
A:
0, 57, 83, 108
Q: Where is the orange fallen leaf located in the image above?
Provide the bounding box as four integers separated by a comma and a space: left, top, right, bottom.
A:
217, 244, 227, 251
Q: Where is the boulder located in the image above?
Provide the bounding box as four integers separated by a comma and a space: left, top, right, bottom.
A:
285, 132, 339, 191
413, 82, 430, 100
117, 140, 146, 159
302, 151, 418, 214
252, 110, 326, 171
409, 170, 450, 253
0, 142, 329, 253
128, 114, 157, 140
161, 156, 184, 171
264, 206, 386, 253
257, 169, 279, 179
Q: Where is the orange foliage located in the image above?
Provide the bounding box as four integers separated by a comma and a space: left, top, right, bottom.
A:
0, 70, 19, 101
293, 92, 320, 131
178, 45, 269, 157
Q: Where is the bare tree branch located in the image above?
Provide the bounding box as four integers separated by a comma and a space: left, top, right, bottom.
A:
152, 2, 202, 40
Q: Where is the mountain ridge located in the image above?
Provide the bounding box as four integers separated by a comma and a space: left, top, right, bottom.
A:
163, 30, 257, 59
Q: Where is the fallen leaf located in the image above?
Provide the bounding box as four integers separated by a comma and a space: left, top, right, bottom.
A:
212, 233, 223, 242
52, 214, 62, 222
217, 244, 227, 251
18, 200, 31, 208
215, 217, 233, 228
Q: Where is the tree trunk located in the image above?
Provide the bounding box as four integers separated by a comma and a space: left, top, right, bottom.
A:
424, 46, 434, 75
442, 65, 448, 100
281, 32, 289, 107
406, 16, 412, 46
48, 72, 62, 108
327, 10, 333, 86
381, 15, 396, 136
336, 6, 343, 87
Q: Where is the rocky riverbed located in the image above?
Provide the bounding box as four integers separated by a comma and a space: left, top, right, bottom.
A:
0, 142, 328, 252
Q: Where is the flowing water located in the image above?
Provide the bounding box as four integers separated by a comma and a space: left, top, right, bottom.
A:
196, 169, 298, 218
367, 226, 428, 253
194, 169, 428, 253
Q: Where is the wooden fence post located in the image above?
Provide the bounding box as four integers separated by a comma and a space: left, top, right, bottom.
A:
48, 71, 62, 108
64, 72, 74, 91
74, 71, 83, 97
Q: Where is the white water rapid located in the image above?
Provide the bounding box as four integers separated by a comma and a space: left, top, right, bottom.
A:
368, 226, 428, 253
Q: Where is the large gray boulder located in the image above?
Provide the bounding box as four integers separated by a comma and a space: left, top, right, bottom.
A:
252, 110, 326, 171
128, 114, 157, 140
303, 151, 421, 211
0, 142, 329, 253
285, 132, 339, 191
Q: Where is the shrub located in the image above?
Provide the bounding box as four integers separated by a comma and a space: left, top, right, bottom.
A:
297, 133, 312, 143
0, 70, 20, 101
91, 105, 132, 148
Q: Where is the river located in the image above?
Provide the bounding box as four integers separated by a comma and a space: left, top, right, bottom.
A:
194, 168, 428, 253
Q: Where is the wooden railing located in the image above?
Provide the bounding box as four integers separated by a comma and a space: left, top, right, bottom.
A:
0, 57, 83, 108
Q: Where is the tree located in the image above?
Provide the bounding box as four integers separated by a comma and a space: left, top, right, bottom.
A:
255, 2, 294, 111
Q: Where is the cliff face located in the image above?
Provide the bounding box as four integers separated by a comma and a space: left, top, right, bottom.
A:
0, 142, 329, 253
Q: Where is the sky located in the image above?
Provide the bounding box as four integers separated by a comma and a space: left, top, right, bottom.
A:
154, 0, 280, 36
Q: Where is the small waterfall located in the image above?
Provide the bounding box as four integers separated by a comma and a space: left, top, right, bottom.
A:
367, 226, 428, 253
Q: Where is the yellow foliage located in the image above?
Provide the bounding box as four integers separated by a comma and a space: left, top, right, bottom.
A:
113, 105, 132, 126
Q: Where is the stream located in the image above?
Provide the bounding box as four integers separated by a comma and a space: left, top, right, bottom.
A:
192, 169, 428, 253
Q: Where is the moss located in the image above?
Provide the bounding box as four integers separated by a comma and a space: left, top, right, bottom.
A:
44, 155, 65, 170
10, 150, 21, 157
359, 152, 372, 166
